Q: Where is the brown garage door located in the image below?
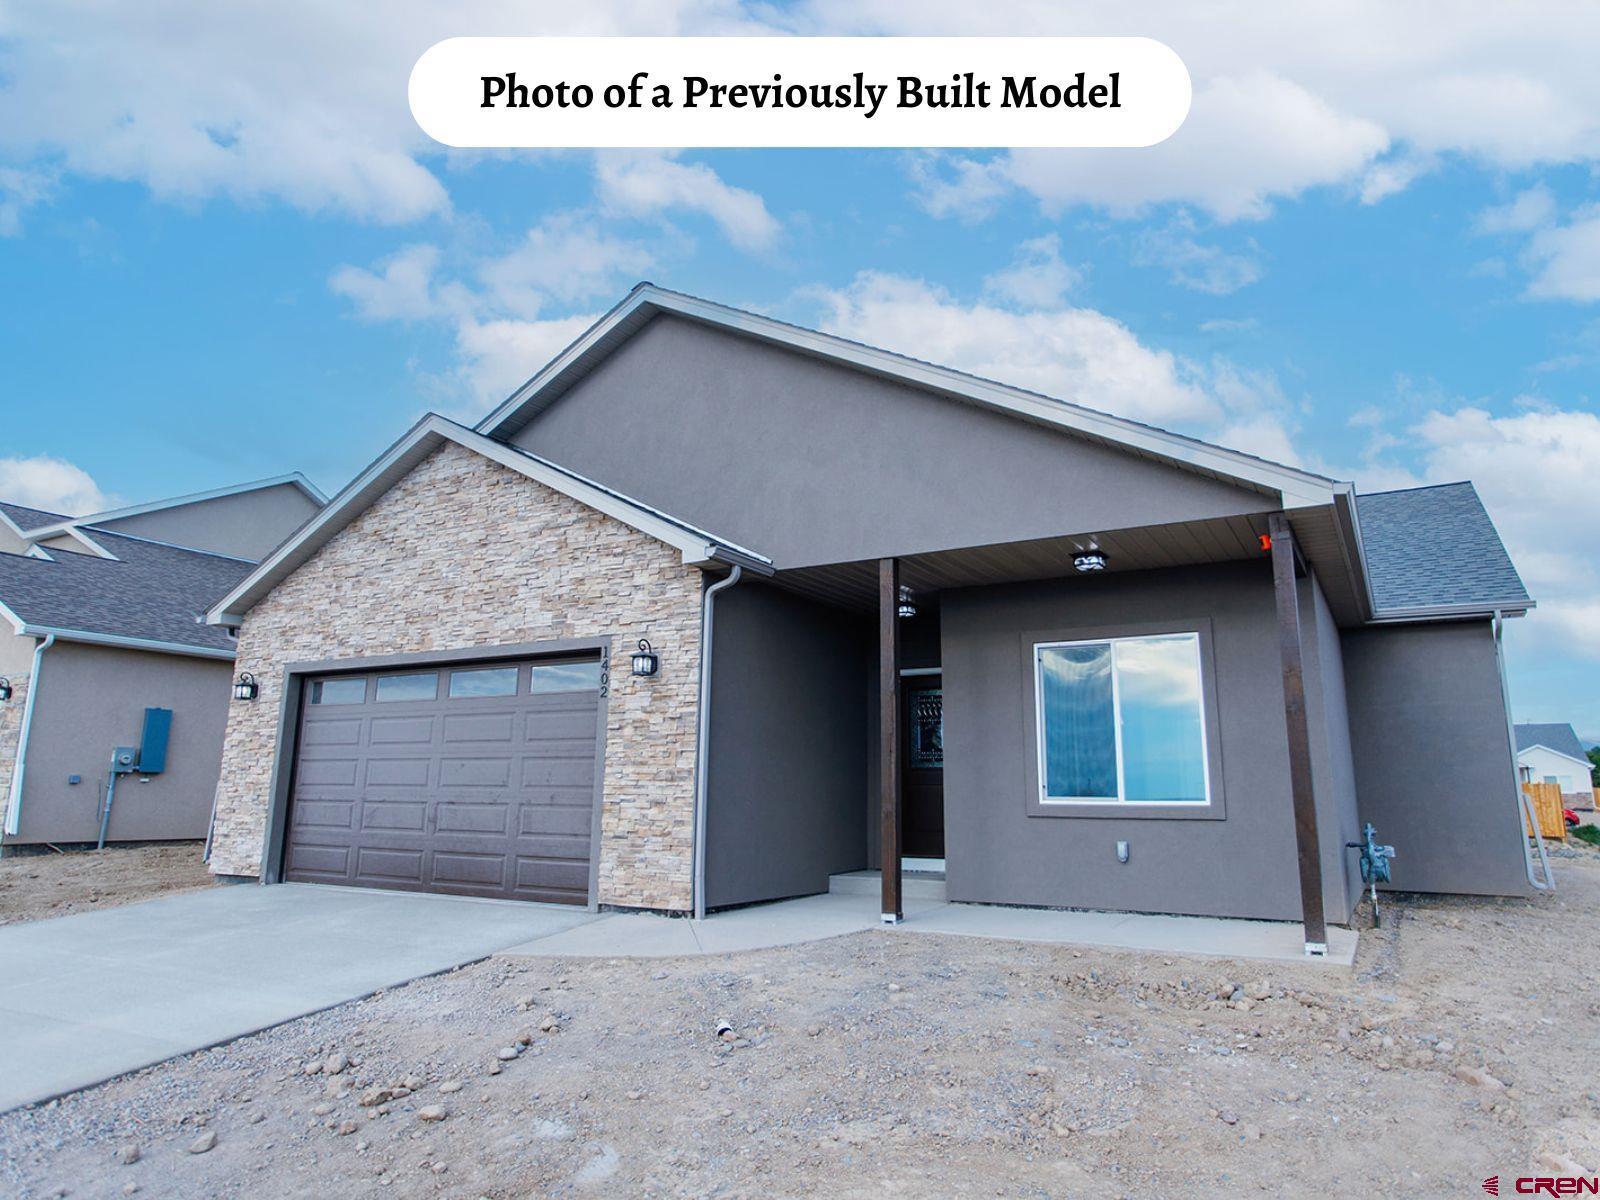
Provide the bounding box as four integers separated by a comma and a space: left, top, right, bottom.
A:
283, 657, 603, 904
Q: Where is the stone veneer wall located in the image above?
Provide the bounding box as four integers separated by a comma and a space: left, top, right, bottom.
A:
0, 670, 31, 831
207, 442, 706, 911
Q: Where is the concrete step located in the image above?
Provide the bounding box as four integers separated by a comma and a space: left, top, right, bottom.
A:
828, 870, 948, 901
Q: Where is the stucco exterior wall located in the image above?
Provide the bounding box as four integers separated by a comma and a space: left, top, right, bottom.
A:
3, 641, 231, 844
208, 442, 706, 911
940, 559, 1355, 924
96, 482, 322, 561
1341, 620, 1530, 897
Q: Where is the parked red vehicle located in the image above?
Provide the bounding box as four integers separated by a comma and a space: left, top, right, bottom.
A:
1565, 808, 1581, 829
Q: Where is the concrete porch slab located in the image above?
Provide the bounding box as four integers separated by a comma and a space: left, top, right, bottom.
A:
892, 902, 1359, 966
0, 883, 598, 1112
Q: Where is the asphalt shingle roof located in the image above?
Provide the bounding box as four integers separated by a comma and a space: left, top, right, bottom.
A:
1514, 722, 1589, 761
0, 529, 248, 653
0, 501, 68, 532
1355, 482, 1531, 614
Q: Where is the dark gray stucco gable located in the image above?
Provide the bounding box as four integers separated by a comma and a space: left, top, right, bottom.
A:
509, 315, 1278, 569
91, 482, 322, 561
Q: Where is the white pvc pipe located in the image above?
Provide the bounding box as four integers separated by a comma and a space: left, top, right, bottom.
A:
4, 633, 55, 838
691, 565, 743, 921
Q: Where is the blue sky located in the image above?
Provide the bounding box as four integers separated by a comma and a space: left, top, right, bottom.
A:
2, 4, 1598, 741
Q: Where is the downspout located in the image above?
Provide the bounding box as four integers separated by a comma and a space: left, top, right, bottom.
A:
1493, 610, 1553, 891
692, 564, 743, 921
3, 633, 55, 841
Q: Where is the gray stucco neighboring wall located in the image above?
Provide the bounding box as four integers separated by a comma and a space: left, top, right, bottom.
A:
703, 582, 869, 908
940, 560, 1355, 923
1341, 620, 1531, 897
512, 315, 1276, 569
2, 640, 230, 845
93, 483, 321, 561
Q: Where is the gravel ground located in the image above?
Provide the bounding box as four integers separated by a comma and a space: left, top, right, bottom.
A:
3, 856, 1598, 1199
0, 843, 212, 927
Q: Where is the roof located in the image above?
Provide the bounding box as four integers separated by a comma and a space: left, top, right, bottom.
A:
475, 283, 1345, 511
0, 531, 249, 658
1353, 482, 1532, 618
1514, 723, 1590, 763
0, 501, 69, 533
206, 415, 773, 626
20, 472, 328, 542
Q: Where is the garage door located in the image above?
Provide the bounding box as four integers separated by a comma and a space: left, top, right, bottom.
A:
283, 656, 603, 904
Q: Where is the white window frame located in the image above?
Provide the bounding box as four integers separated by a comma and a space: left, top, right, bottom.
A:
1031, 631, 1212, 808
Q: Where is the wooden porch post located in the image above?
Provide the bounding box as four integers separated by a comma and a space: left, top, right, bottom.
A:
1267, 513, 1327, 954
879, 557, 903, 924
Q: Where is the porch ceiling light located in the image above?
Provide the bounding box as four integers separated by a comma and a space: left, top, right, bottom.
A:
897, 585, 917, 619
232, 671, 259, 702
1074, 551, 1108, 573
630, 639, 660, 678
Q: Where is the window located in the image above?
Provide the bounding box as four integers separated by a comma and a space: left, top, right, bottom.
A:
374, 672, 438, 703
530, 660, 602, 693
309, 677, 366, 705
1033, 632, 1209, 806
449, 666, 519, 698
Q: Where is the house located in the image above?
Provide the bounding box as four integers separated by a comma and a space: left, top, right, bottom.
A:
1514, 723, 1594, 805
0, 476, 326, 850
202, 285, 1539, 955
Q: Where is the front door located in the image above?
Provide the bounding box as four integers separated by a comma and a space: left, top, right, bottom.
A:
902, 674, 945, 859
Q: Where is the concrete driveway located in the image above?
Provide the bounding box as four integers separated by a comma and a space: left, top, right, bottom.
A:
0, 883, 597, 1112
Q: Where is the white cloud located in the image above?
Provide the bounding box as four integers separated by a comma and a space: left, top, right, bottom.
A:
1475, 185, 1557, 235
329, 244, 443, 322
811, 271, 1222, 426
1524, 208, 1600, 302
981, 235, 1079, 307
0, 166, 53, 236
0, 455, 113, 515
594, 151, 781, 251
477, 212, 654, 316
329, 211, 657, 410
996, 74, 1389, 223
1359, 404, 1600, 658
1133, 226, 1262, 295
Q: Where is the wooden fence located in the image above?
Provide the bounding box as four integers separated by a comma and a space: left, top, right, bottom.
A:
1521, 781, 1567, 841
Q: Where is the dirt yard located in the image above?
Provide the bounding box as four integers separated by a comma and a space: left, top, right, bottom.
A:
0, 843, 212, 927
3, 854, 1598, 1199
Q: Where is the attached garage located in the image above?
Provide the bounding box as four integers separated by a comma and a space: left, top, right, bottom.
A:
282, 655, 604, 904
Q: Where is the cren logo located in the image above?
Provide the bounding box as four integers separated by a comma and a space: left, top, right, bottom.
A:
1485, 1180, 1500, 1197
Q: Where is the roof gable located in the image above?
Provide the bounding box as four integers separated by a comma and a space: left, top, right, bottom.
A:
205, 415, 771, 626
1514, 722, 1588, 763
1355, 483, 1531, 617
476, 284, 1342, 510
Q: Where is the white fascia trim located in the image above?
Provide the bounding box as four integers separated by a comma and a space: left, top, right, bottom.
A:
1367, 598, 1535, 623
15, 624, 237, 661
0, 596, 28, 634
476, 286, 1342, 508
24, 472, 328, 540
1515, 745, 1592, 772
206, 415, 772, 626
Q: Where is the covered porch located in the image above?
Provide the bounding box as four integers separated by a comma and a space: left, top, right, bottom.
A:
701, 504, 1363, 958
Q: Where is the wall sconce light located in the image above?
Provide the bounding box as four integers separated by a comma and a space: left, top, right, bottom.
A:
897, 585, 917, 619
1073, 551, 1107, 573
232, 671, 259, 702
630, 639, 660, 678
0, 677, 11, 703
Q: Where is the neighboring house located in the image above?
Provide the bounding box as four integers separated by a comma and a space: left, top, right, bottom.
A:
0, 476, 326, 849
202, 285, 1539, 955
1514, 723, 1594, 806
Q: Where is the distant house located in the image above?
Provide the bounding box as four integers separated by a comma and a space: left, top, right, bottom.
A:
0, 475, 325, 850
1514, 723, 1594, 804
